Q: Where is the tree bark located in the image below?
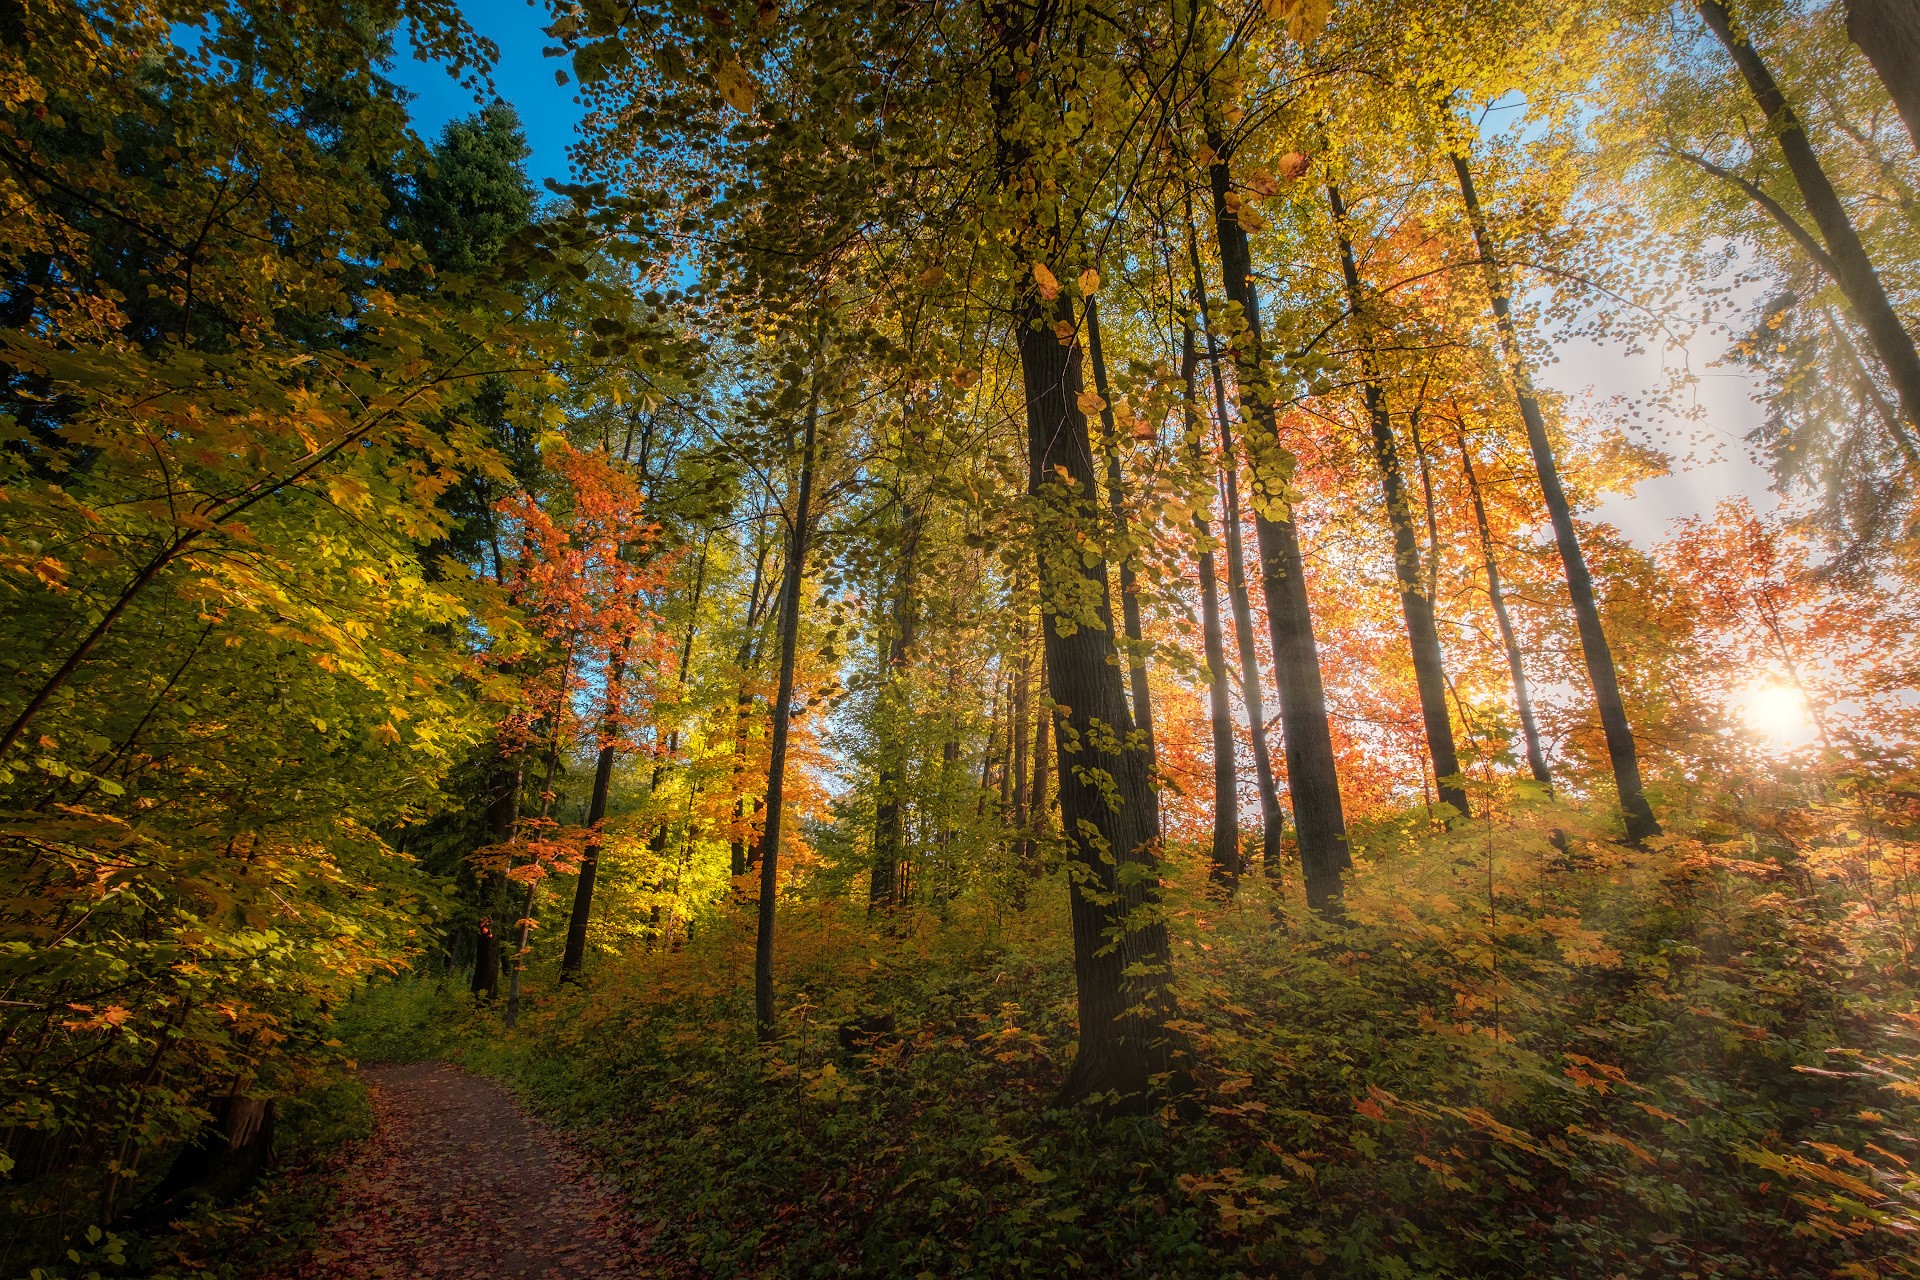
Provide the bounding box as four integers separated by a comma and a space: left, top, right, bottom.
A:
1697, 0, 1920, 431
1018, 292, 1176, 1108
1030, 662, 1051, 852
559, 683, 620, 980
1184, 325, 1243, 885
1451, 151, 1660, 842
1207, 141, 1351, 909
1457, 428, 1553, 788
870, 510, 922, 910
1846, 0, 1920, 150
1009, 613, 1032, 870
754, 336, 821, 1042
729, 519, 776, 878
1190, 228, 1285, 876
989, 1, 1176, 1109
1085, 297, 1155, 759
1327, 184, 1470, 821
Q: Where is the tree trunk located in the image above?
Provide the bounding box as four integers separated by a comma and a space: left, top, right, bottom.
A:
136, 1095, 275, 1223
1184, 325, 1242, 885
1846, 0, 1920, 150
1207, 142, 1351, 909
1327, 184, 1470, 821
471, 753, 520, 1000
988, 1, 1176, 1108
1018, 292, 1176, 1108
1451, 151, 1660, 842
1191, 229, 1285, 876
1030, 663, 1051, 850
1009, 616, 1032, 869
979, 669, 1004, 814
870, 512, 922, 911
1458, 428, 1553, 788
561, 524, 695, 982
754, 337, 821, 1042
729, 519, 776, 879
1085, 297, 1155, 759
1697, 0, 1920, 430
559, 697, 619, 980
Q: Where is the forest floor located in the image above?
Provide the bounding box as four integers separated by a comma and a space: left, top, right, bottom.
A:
277, 1062, 660, 1279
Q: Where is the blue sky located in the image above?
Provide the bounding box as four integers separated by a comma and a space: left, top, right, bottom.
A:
388, 0, 583, 188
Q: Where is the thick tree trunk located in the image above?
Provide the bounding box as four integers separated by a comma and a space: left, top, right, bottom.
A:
1207, 145, 1351, 909
1458, 430, 1553, 788
1846, 0, 1920, 151
1085, 298, 1155, 758
988, 1, 1175, 1109
1191, 230, 1285, 876
1697, 0, 1920, 430
136, 1094, 275, 1223
1184, 326, 1242, 885
754, 341, 821, 1042
1451, 151, 1660, 842
1328, 184, 1470, 821
1017, 293, 1176, 1108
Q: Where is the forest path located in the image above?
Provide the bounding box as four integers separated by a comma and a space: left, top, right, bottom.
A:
287, 1061, 658, 1279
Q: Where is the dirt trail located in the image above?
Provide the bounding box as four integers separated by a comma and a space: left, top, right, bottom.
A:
288, 1061, 657, 1279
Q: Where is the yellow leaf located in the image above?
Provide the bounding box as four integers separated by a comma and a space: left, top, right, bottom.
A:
1076, 389, 1106, 416
715, 59, 756, 111
1032, 262, 1060, 300
1077, 267, 1100, 295
1052, 319, 1075, 343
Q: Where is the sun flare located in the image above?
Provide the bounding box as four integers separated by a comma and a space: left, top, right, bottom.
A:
1740, 682, 1812, 747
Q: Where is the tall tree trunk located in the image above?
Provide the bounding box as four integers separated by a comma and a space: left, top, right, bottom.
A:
1457, 428, 1553, 788
563, 531, 707, 981
1846, 0, 1920, 150
989, 2, 1175, 1108
1030, 663, 1051, 851
1190, 228, 1285, 876
979, 669, 1004, 815
870, 511, 922, 910
1085, 297, 1155, 758
1451, 151, 1660, 842
1018, 292, 1175, 1106
1009, 614, 1032, 869
559, 662, 623, 980
729, 519, 776, 878
754, 339, 821, 1042
1327, 184, 1470, 821
1184, 325, 1242, 885
1696, 0, 1920, 430
1206, 140, 1351, 909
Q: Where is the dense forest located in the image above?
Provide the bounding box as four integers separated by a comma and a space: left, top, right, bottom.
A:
6, 0, 1920, 1275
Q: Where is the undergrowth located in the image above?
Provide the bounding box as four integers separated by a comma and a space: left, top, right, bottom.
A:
444, 786, 1920, 1279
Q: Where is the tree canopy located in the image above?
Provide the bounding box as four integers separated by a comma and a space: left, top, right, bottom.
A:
6, 0, 1920, 1275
